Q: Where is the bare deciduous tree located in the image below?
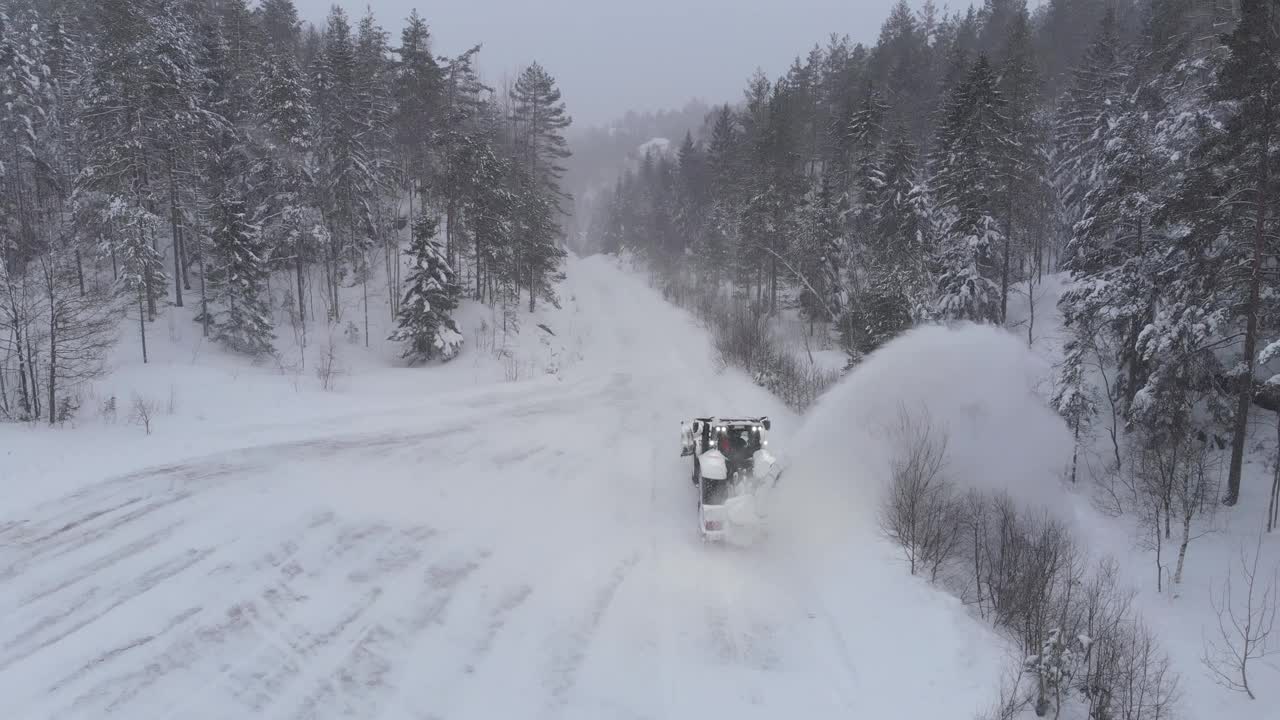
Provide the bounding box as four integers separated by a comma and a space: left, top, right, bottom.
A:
1202, 533, 1277, 699
315, 334, 343, 391
1117, 424, 1219, 592
130, 393, 157, 435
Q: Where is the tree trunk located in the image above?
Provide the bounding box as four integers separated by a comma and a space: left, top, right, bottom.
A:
1226, 164, 1270, 506
14, 323, 31, 420
75, 249, 85, 296
295, 227, 307, 327
25, 333, 40, 420
1174, 511, 1191, 585
168, 157, 184, 307
528, 264, 536, 312
0, 339, 9, 418
1069, 419, 1080, 485
1270, 413, 1280, 532
1026, 277, 1036, 346
198, 244, 210, 339
1000, 198, 1012, 324
142, 225, 157, 321
47, 268, 56, 426
138, 290, 148, 364
769, 253, 777, 314
475, 232, 484, 301
1153, 501, 1163, 592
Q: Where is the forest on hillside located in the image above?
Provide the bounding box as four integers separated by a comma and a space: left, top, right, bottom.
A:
591, 0, 1280, 514
0, 0, 573, 424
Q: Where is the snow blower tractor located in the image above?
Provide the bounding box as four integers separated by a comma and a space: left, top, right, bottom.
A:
681, 416, 782, 543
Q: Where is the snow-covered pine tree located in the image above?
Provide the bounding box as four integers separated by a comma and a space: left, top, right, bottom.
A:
252, 45, 315, 324
311, 6, 374, 322
1053, 331, 1099, 484
79, 0, 203, 320
510, 62, 573, 310
435, 45, 491, 269
993, 5, 1047, 323
675, 132, 711, 279
1170, 0, 1280, 506
846, 125, 926, 354
791, 175, 842, 331
1058, 84, 1162, 415
1054, 9, 1130, 224
257, 0, 303, 57
107, 201, 167, 364
928, 54, 1007, 323
702, 105, 741, 287
513, 164, 567, 312
195, 166, 273, 356
392, 9, 443, 203
391, 214, 463, 363
510, 62, 573, 212
844, 82, 888, 231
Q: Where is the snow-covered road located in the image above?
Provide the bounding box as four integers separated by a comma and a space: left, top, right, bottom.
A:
1, 255, 999, 719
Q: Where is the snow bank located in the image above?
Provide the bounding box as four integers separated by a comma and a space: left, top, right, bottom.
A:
771, 322, 1074, 553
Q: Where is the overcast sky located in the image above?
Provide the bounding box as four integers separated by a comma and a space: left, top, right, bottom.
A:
293, 0, 905, 128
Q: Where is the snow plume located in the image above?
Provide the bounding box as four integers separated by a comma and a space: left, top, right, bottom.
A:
771, 322, 1074, 555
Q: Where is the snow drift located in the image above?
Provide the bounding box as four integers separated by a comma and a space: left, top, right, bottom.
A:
771, 322, 1075, 555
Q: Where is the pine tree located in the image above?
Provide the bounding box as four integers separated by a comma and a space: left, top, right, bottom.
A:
994, 5, 1046, 322
311, 6, 375, 321
511, 62, 573, 211
929, 55, 1008, 323
391, 214, 463, 363
79, 0, 203, 319
257, 0, 302, 58
510, 62, 572, 308
436, 45, 491, 268
252, 44, 315, 325
198, 165, 274, 357
1186, 0, 1280, 506
106, 200, 167, 364
392, 9, 443, 201
1054, 9, 1131, 223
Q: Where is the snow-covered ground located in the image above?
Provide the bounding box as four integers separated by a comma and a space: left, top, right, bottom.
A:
4, 254, 1275, 719
0, 254, 1005, 719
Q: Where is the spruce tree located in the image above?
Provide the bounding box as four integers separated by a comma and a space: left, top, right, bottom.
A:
391, 214, 463, 363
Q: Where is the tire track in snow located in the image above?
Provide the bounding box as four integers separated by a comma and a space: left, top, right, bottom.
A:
543, 552, 640, 714
0, 545, 218, 674
464, 583, 534, 675
1, 493, 189, 584
221, 520, 419, 717
14, 518, 185, 608
281, 550, 488, 720
41, 513, 395, 718
47, 606, 203, 694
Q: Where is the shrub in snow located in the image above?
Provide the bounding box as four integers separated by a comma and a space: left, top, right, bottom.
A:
878, 407, 962, 581
390, 214, 463, 363
880, 464, 1181, 720
1026, 628, 1082, 717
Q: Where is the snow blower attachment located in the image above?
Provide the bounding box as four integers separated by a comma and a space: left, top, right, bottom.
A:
681, 417, 782, 544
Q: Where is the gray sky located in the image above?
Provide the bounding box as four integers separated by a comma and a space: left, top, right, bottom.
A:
294, 0, 904, 128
